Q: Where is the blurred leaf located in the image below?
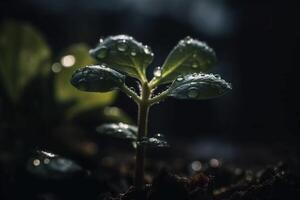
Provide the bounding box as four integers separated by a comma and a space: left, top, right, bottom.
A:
0, 21, 51, 102
27, 150, 83, 180
96, 122, 137, 141
89, 35, 153, 80
168, 73, 232, 100
54, 44, 117, 117
70, 65, 125, 92
152, 36, 216, 86
101, 106, 133, 124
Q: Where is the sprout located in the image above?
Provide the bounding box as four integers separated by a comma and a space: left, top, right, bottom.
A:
70, 35, 231, 190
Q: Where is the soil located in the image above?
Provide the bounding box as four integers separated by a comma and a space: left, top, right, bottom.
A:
105, 162, 300, 200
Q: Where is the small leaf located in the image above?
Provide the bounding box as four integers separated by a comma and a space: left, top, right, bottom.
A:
89, 35, 153, 80
154, 36, 216, 85
27, 150, 83, 179
96, 122, 137, 141
137, 134, 169, 148
168, 73, 232, 100
71, 65, 125, 92
54, 44, 117, 117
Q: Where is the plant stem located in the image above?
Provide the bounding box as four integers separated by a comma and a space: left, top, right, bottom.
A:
120, 84, 141, 103
134, 83, 150, 190
149, 87, 170, 105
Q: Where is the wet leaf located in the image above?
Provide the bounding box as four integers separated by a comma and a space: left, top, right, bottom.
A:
27, 150, 83, 179
96, 122, 137, 140
168, 73, 232, 100
0, 21, 51, 102
71, 65, 125, 92
54, 44, 117, 117
89, 35, 153, 80
137, 134, 169, 148
153, 36, 216, 85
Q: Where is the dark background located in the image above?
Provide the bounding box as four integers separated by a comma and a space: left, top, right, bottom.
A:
0, 0, 299, 158
0, 1, 300, 199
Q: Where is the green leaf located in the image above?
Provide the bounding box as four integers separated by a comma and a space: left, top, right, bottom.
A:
96, 122, 137, 141
89, 35, 153, 81
152, 36, 216, 86
137, 134, 169, 148
168, 73, 232, 100
0, 21, 51, 102
71, 65, 125, 92
54, 44, 117, 117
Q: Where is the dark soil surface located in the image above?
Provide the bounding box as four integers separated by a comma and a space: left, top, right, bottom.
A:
103, 162, 300, 200
1, 140, 300, 200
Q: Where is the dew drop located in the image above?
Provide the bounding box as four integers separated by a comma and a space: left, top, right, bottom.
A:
97, 47, 108, 59
155, 133, 164, 138
187, 87, 198, 98
215, 74, 221, 79
186, 39, 192, 44
176, 76, 184, 82
192, 62, 198, 68
117, 40, 127, 52
144, 46, 151, 55
40, 151, 56, 158
153, 67, 162, 78
192, 53, 197, 58
130, 50, 137, 56
117, 129, 123, 133
130, 87, 136, 92
185, 36, 192, 40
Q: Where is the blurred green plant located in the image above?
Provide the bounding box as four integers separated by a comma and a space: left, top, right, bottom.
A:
0, 21, 124, 121
0, 21, 51, 102
71, 35, 232, 190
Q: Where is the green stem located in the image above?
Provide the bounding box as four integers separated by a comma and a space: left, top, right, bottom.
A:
134, 83, 150, 190
149, 87, 170, 105
120, 84, 141, 103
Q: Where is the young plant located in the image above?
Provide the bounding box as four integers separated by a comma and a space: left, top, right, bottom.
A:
70, 35, 231, 190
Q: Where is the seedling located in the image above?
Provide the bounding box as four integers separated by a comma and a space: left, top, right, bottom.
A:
70, 35, 231, 190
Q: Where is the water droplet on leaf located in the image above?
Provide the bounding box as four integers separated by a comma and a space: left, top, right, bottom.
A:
187, 87, 198, 98
153, 67, 162, 78
144, 46, 151, 54
192, 62, 198, 68
176, 76, 184, 81
131, 50, 137, 56
117, 40, 127, 52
